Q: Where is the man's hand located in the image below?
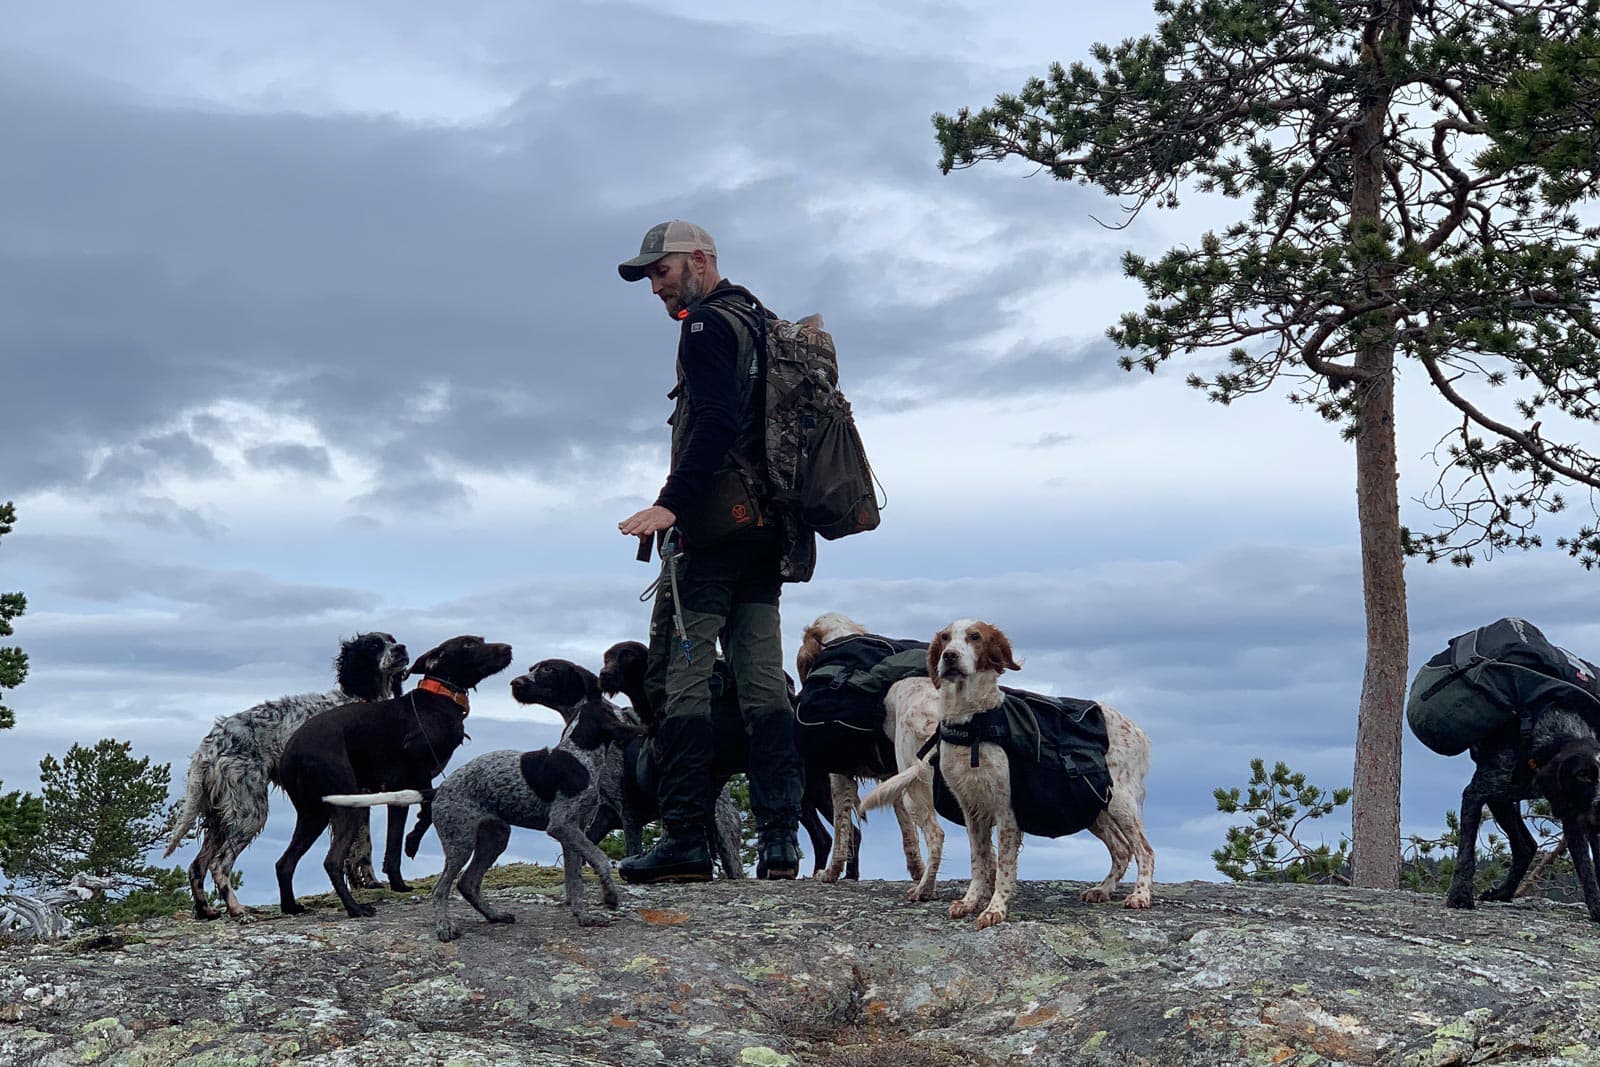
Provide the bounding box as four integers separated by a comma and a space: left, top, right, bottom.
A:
618, 505, 677, 538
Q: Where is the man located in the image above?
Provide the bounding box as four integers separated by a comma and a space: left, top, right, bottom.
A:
615, 220, 803, 883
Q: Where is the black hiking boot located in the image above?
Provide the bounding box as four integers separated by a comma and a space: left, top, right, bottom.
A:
757, 829, 799, 880
619, 833, 713, 885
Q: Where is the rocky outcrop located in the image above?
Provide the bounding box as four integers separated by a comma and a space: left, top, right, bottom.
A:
1, 868, 1597, 1065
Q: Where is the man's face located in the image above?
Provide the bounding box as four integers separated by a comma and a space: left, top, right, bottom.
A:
647, 253, 704, 320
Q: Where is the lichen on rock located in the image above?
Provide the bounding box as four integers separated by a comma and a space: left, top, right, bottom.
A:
1, 868, 1597, 1065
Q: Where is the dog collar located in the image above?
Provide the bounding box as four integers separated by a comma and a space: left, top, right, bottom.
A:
416, 677, 470, 715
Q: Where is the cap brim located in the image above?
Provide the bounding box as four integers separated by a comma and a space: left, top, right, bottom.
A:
617, 252, 667, 282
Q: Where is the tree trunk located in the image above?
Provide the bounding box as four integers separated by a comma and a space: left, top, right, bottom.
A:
1351, 358, 1408, 889
1347, 1, 1412, 889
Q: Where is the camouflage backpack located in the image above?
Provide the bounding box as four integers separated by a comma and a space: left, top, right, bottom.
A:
710, 292, 883, 583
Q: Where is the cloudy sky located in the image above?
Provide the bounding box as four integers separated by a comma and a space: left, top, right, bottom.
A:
4, 0, 1599, 907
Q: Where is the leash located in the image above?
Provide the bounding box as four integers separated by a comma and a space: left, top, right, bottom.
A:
407, 682, 471, 773
407, 692, 445, 772
637, 531, 694, 666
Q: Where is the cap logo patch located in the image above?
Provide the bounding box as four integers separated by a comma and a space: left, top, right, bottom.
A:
689, 322, 704, 333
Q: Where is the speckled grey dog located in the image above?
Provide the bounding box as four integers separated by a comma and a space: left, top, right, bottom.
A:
430, 751, 601, 939
424, 693, 643, 939
329, 691, 643, 938
164, 632, 410, 919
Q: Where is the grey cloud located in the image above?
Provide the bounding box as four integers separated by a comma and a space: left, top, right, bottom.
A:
10, 533, 378, 618
88, 430, 220, 491
244, 443, 333, 476
98, 496, 226, 538
0, 12, 1137, 512
349, 473, 472, 513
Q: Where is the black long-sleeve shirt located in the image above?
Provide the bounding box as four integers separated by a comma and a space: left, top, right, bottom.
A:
655, 282, 746, 519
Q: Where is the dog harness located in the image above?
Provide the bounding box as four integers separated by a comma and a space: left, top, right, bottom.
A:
922, 706, 1013, 767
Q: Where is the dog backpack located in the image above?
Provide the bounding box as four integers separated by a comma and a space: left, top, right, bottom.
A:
795, 634, 929, 771
704, 288, 883, 582
929, 688, 1114, 838
1406, 617, 1600, 756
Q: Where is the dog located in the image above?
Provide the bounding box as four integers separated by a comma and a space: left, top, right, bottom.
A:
163, 631, 410, 919
863, 619, 1155, 928
598, 640, 835, 877
794, 612, 936, 890
335, 694, 646, 939
273, 635, 513, 918
532, 653, 744, 877
1447, 708, 1600, 920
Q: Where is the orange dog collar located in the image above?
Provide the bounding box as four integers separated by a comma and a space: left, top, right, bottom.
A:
416, 677, 469, 715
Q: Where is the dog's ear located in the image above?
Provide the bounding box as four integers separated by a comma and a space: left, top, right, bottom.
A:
976, 623, 1021, 674
576, 665, 603, 702
927, 629, 948, 690
407, 648, 438, 678
521, 748, 591, 803
796, 625, 824, 684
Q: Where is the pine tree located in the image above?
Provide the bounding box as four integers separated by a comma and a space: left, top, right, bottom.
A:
0, 739, 184, 924
0, 502, 42, 855
935, 0, 1600, 886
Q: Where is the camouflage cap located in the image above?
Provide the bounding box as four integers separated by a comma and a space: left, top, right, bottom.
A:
617, 220, 717, 281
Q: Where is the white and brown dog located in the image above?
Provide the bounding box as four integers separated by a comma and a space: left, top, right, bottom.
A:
796, 612, 941, 893
864, 619, 1155, 928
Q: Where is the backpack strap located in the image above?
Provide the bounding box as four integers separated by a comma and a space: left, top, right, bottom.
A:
692, 286, 771, 490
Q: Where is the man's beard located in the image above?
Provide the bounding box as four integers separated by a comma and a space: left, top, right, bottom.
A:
670, 269, 705, 317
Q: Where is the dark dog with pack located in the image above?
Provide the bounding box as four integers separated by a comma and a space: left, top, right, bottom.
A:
1406, 617, 1600, 917
597, 640, 840, 877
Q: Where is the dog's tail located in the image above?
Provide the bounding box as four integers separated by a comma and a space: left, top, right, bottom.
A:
322, 790, 426, 807
859, 761, 928, 813
163, 746, 211, 857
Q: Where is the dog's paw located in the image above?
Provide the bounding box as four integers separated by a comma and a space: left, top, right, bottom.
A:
485, 911, 515, 924
1079, 887, 1114, 904
1478, 884, 1515, 903
603, 890, 620, 910
975, 906, 1007, 930
280, 901, 307, 916
1122, 890, 1152, 910
387, 878, 413, 894
1444, 888, 1476, 909
436, 923, 460, 943
947, 899, 977, 920
346, 902, 377, 918
576, 912, 614, 928
815, 867, 841, 884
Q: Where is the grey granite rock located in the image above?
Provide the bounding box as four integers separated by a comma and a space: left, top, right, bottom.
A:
1, 870, 1596, 1066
